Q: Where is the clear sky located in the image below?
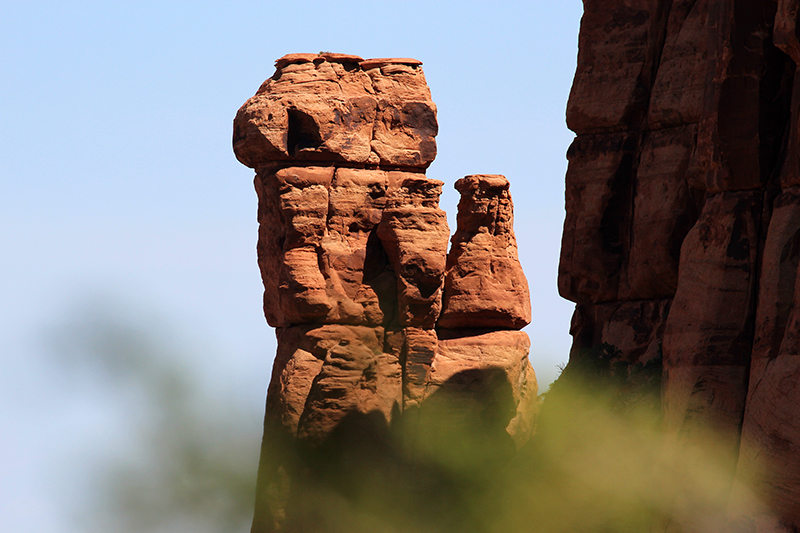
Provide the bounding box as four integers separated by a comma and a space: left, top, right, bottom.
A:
1, 1, 582, 530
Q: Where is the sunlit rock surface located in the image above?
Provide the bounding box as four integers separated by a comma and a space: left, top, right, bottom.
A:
234, 53, 537, 533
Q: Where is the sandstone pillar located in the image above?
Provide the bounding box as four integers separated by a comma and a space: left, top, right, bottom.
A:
234, 53, 537, 532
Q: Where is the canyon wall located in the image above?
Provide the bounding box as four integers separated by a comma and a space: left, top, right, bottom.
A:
233, 53, 537, 532
561, 0, 800, 529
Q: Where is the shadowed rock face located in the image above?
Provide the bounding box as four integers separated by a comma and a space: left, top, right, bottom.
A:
234, 53, 536, 533
560, 0, 800, 529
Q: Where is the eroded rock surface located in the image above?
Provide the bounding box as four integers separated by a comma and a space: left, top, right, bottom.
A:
560, 1, 800, 529
439, 175, 531, 330
234, 54, 437, 169
235, 53, 537, 533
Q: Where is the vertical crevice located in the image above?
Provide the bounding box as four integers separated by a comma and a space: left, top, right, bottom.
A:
757, 35, 797, 360
599, 136, 639, 279
624, 0, 676, 131
363, 227, 398, 327
759, 37, 795, 189
773, 224, 800, 359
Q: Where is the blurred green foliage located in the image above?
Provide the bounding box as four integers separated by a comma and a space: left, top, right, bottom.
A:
49, 304, 260, 533
52, 308, 757, 532
251, 343, 749, 533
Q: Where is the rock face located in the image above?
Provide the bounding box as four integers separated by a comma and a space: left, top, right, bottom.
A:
234, 53, 536, 532
234, 53, 437, 169
560, 1, 800, 529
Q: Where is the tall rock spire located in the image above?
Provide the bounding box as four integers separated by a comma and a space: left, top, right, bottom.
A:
234, 53, 537, 532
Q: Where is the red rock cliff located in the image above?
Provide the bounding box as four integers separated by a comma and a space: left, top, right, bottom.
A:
561, 0, 800, 529
234, 53, 537, 532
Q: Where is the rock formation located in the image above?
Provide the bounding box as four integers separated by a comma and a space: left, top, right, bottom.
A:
560, 0, 800, 529
234, 53, 536, 532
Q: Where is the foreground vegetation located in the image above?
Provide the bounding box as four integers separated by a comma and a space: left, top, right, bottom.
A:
58, 310, 753, 532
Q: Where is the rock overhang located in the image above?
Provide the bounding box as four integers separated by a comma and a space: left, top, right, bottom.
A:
233, 53, 437, 170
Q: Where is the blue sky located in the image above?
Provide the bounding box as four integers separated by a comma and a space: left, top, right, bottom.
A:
1, 1, 582, 530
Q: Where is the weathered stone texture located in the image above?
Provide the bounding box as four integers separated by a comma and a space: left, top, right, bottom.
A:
236, 53, 537, 532
266, 324, 402, 443
559, 133, 634, 303
566, 0, 656, 133
233, 54, 437, 169
562, 0, 800, 529
439, 175, 531, 329
377, 176, 450, 329
646, 0, 708, 129
626, 126, 699, 299
569, 299, 671, 366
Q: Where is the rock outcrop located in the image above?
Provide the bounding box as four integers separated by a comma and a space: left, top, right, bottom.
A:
234, 53, 536, 532
439, 175, 531, 330
560, 0, 800, 529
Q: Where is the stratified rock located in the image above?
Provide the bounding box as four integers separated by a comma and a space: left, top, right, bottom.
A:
692, 1, 782, 193
253, 323, 402, 533
256, 166, 335, 327
294, 325, 402, 445
559, 128, 699, 306
255, 166, 450, 329
733, 350, 800, 529
265, 324, 402, 443
401, 327, 438, 410
661, 191, 761, 499
731, 187, 800, 528
566, 0, 665, 134
569, 299, 671, 366
256, 166, 385, 327
559, 133, 634, 304
748, 188, 800, 365
236, 54, 537, 533
625, 126, 699, 300
439, 175, 531, 329
432, 329, 538, 448
362, 58, 438, 167
646, 0, 708, 129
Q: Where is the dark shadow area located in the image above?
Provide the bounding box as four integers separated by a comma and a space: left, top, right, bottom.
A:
287, 108, 323, 156
363, 228, 398, 326
599, 136, 637, 278
253, 345, 758, 532
539, 342, 662, 419
254, 369, 517, 533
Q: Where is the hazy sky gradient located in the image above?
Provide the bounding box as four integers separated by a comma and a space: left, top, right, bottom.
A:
1, 1, 582, 530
